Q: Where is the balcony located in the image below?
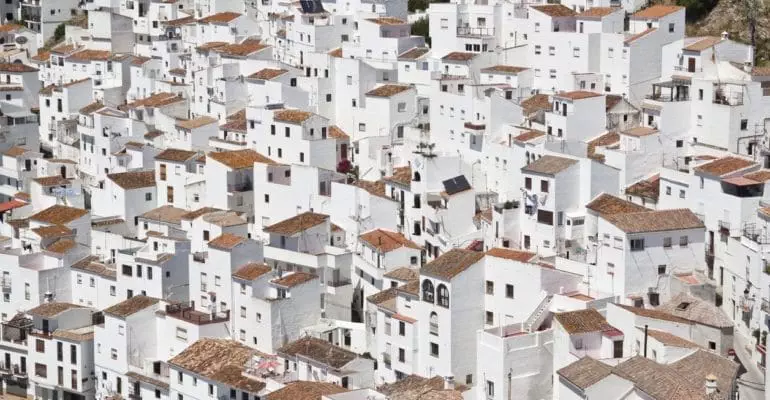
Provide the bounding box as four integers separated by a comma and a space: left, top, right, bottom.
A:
646, 81, 690, 102
457, 26, 494, 37
718, 220, 731, 235
743, 223, 770, 245
713, 85, 745, 106
164, 303, 229, 325
673, 65, 702, 73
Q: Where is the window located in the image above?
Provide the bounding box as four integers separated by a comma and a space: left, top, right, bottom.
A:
358, 123, 366, 132
709, 341, 716, 350
663, 237, 672, 248
699, 89, 704, 100
534, 45, 541, 55
176, 327, 188, 340
548, 46, 555, 56
679, 236, 688, 247
398, 321, 405, 336
506, 284, 514, 298
549, 69, 557, 79
630, 239, 645, 251
607, 262, 615, 275
34, 363, 47, 378
430, 342, 439, 357
485, 281, 494, 295
658, 265, 667, 275
573, 47, 580, 57
485, 311, 493, 325
486, 380, 494, 398
437, 284, 449, 307
679, 189, 685, 199
537, 210, 553, 225
741, 119, 748, 130
122, 265, 132, 276
525, 177, 532, 190
111, 348, 118, 360
540, 180, 549, 193
668, 22, 675, 32
110, 286, 116, 296
665, 186, 671, 195
422, 280, 434, 303
608, 47, 614, 58
676, 140, 683, 148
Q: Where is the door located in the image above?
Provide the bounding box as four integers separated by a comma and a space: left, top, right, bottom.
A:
167, 186, 174, 203
60, 166, 66, 178
613, 340, 623, 358
340, 143, 348, 160
687, 57, 696, 72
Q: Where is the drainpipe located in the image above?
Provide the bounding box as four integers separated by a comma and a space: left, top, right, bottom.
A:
643, 324, 648, 357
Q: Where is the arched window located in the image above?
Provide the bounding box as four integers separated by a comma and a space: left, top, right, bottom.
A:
422, 279, 434, 303
437, 284, 449, 308
413, 171, 421, 182
429, 312, 438, 335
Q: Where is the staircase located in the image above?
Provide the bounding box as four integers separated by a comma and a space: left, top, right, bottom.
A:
525, 294, 553, 332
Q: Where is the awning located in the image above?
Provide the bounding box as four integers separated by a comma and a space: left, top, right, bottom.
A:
0, 200, 27, 213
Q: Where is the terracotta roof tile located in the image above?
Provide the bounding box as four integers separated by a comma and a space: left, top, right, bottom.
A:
123, 92, 184, 109
621, 126, 658, 137
208, 149, 274, 169
168, 68, 186, 76
586, 193, 648, 216
513, 130, 545, 143
441, 52, 477, 62
4, 146, 27, 157
33, 175, 72, 186
164, 16, 195, 27
366, 17, 407, 25
360, 229, 420, 253
384, 166, 411, 187
646, 329, 700, 348
684, 36, 723, 52
398, 47, 430, 60
366, 84, 412, 97
169, 338, 262, 386
207, 233, 247, 250
485, 248, 537, 262
278, 336, 357, 368
271, 272, 317, 288
615, 304, 692, 324
30, 205, 88, 225
248, 68, 288, 80
0, 63, 38, 73
586, 132, 620, 161
107, 170, 156, 190
605, 209, 703, 233
103, 295, 161, 318
265, 381, 347, 400
31, 50, 51, 62
556, 90, 603, 100
217, 39, 269, 57
625, 174, 660, 200
624, 27, 656, 44
32, 225, 73, 239
521, 155, 578, 175
743, 170, 770, 182
554, 309, 613, 334
131, 56, 152, 66
264, 212, 328, 236
631, 5, 684, 19
328, 48, 342, 58
421, 248, 484, 280
576, 7, 618, 18
176, 116, 217, 130
531, 4, 577, 17
27, 302, 84, 318
354, 179, 387, 198
140, 205, 188, 225
79, 101, 104, 115
233, 263, 271, 281
273, 109, 313, 123
198, 11, 242, 24
481, 65, 528, 74
383, 267, 419, 281
657, 293, 733, 328
181, 207, 223, 220
68, 49, 112, 62
45, 238, 78, 254
694, 156, 756, 177
328, 125, 349, 139
50, 43, 80, 54
557, 357, 613, 389
155, 148, 197, 163
520, 94, 551, 115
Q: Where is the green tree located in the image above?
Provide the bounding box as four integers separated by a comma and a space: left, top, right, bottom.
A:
676, 0, 719, 21
411, 18, 430, 46
53, 23, 66, 42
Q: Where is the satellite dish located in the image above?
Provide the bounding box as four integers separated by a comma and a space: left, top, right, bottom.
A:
14, 36, 27, 45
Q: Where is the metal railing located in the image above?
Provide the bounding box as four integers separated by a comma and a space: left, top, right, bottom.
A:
326, 279, 351, 287
457, 26, 494, 37
743, 223, 770, 244
227, 182, 253, 192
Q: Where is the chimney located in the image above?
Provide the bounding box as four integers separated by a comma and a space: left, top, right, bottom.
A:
705, 374, 717, 395
721, 31, 729, 40
444, 376, 455, 390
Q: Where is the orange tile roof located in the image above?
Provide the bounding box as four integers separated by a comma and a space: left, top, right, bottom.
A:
531, 4, 577, 17
208, 233, 247, 250
441, 52, 477, 62
555, 90, 603, 100
481, 65, 528, 74
513, 130, 545, 143
631, 5, 683, 19
694, 156, 756, 177
264, 212, 328, 236
366, 84, 411, 97
586, 193, 648, 216
328, 125, 349, 139
107, 170, 156, 190
4, 146, 27, 157
123, 92, 184, 109
605, 209, 704, 233
30, 205, 88, 225
683, 36, 723, 52
68, 49, 112, 62
576, 7, 618, 18
0, 24, 21, 33
328, 48, 343, 58
421, 249, 485, 280
164, 16, 195, 27
249, 68, 288, 80
273, 109, 313, 123
486, 248, 537, 262
168, 68, 186, 76
155, 148, 197, 162
196, 42, 229, 51
272, 272, 317, 288
31, 50, 51, 62
233, 263, 272, 281
45, 238, 78, 254
520, 93, 551, 115
624, 28, 656, 44
0, 63, 38, 73
79, 101, 104, 115
176, 116, 217, 130
217, 39, 269, 57
50, 43, 81, 54
33, 175, 72, 186
198, 11, 241, 24
366, 17, 407, 25
383, 166, 411, 187
359, 229, 420, 253
208, 149, 274, 169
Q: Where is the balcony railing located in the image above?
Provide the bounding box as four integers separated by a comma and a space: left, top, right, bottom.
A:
227, 182, 253, 192
326, 279, 351, 287
457, 26, 494, 37
743, 223, 770, 244
673, 65, 702, 73
164, 303, 229, 325
761, 298, 770, 314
